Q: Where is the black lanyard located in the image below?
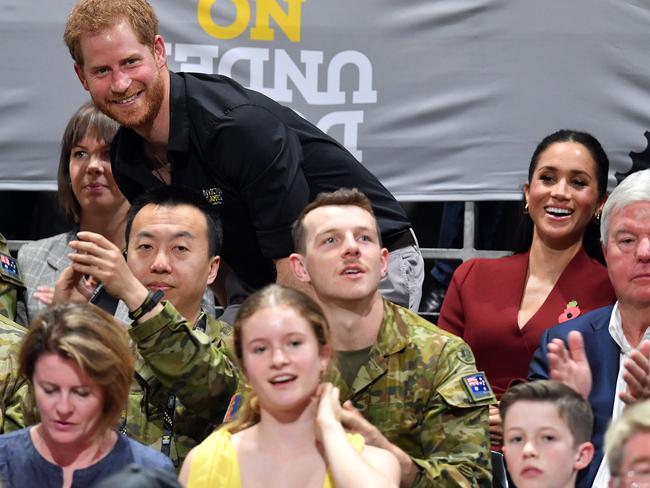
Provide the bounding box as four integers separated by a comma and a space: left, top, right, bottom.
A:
160, 312, 207, 462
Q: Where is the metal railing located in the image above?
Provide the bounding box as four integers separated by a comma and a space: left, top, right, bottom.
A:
420, 202, 511, 262
7, 202, 513, 260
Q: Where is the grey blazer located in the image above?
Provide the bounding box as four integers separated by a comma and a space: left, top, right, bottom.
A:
17, 231, 75, 325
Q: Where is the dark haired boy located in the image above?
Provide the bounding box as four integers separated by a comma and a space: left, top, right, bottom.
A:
500, 380, 594, 488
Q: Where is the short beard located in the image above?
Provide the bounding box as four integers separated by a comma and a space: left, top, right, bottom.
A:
96, 69, 165, 131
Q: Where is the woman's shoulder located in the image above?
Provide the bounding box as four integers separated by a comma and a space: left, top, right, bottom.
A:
560, 247, 611, 284
0, 427, 30, 446
560, 248, 616, 300
576, 247, 608, 272
180, 428, 238, 487
186, 428, 234, 464
17, 232, 73, 262
452, 253, 525, 282
0, 428, 42, 487
0, 427, 32, 460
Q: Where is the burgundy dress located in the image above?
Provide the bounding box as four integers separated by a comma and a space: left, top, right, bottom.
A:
438, 247, 616, 398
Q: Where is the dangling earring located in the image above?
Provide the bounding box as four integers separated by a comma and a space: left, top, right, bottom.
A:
594, 211, 601, 222
523, 202, 529, 215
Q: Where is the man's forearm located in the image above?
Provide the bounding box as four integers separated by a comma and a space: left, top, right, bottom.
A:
130, 303, 238, 416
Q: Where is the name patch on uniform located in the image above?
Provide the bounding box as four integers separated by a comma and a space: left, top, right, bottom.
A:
461, 372, 495, 402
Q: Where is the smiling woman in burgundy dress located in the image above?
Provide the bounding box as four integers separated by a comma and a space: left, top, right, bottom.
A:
438, 129, 616, 445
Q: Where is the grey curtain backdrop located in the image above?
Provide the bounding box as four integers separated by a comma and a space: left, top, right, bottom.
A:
2, 0, 650, 199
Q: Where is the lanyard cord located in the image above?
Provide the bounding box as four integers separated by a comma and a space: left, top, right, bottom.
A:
160, 312, 208, 462
120, 311, 209, 465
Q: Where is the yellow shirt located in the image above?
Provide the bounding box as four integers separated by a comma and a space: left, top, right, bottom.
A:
187, 428, 365, 488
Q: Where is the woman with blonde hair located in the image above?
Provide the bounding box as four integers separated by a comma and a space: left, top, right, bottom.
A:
179, 284, 399, 488
0, 303, 173, 487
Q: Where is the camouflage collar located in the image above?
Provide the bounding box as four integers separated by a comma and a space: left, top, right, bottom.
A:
327, 300, 411, 399
374, 299, 411, 357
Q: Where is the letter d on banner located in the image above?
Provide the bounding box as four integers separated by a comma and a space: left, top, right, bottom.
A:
198, 0, 250, 39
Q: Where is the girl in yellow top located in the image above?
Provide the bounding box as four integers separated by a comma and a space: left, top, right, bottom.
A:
179, 285, 399, 488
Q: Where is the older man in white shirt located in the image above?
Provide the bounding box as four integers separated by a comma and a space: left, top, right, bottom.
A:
528, 169, 650, 488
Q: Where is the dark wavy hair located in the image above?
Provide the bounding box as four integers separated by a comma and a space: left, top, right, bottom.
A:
514, 129, 609, 262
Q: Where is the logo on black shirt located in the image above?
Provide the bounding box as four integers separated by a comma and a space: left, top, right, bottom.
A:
202, 187, 223, 206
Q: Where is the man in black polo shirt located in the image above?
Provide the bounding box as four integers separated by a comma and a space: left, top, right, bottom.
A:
63, 0, 424, 320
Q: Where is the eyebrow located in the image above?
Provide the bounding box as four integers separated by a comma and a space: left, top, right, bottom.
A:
246, 331, 307, 344
89, 52, 140, 69
245, 337, 266, 347
38, 380, 90, 388
536, 165, 593, 178
135, 230, 196, 239
630, 458, 650, 466
71, 143, 108, 151
314, 225, 376, 238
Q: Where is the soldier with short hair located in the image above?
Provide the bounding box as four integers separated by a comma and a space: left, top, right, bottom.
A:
54, 185, 238, 468
289, 188, 495, 487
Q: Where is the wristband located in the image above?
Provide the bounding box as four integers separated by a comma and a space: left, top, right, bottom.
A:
128, 289, 164, 321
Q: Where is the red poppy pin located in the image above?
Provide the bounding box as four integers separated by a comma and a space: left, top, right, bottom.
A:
558, 300, 581, 323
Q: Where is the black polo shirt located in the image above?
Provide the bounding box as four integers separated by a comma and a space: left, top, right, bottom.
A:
111, 71, 411, 289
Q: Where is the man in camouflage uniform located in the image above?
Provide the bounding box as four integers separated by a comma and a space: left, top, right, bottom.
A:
289, 188, 495, 487
0, 234, 38, 432
55, 186, 238, 467
0, 233, 24, 322
0, 313, 35, 433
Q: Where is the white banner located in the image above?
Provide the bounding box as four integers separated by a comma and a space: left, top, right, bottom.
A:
1, 0, 650, 199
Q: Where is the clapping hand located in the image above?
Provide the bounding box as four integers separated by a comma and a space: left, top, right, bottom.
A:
620, 340, 650, 405
547, 330, 592, 399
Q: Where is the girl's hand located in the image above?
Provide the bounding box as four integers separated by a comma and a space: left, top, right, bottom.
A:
316, 383, 343, 441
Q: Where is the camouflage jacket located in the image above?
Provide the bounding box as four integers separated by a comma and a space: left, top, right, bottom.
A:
0, 233, 24, 321
0, 314, 35, 433
325, 300, 495, 488
123, 301, 239, 468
